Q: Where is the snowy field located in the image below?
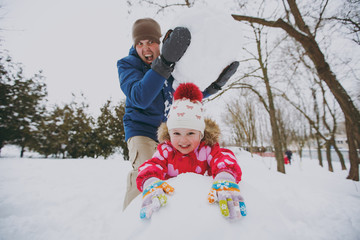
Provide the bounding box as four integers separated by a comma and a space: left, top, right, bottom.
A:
1, 145, 360, 240
2, 2, 359, 239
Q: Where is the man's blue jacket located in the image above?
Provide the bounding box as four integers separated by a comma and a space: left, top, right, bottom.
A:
117, 47, 174, 142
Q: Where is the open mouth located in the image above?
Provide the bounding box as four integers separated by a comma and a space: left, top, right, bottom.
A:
179, 144, 191, 149
144, 54, 153, 62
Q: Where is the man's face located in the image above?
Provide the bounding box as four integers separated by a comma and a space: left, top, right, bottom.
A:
135, 40, 160, 65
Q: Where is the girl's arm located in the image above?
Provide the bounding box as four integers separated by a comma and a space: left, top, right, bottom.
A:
208, 145, 242, 183
136, 144, 171, 191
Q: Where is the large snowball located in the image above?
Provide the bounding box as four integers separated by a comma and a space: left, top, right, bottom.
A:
168, 7, 243, 91
116, 174, 242, 239
113, 173, 288, 240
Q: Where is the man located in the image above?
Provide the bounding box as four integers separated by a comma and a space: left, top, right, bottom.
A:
285, 150, 293, 165
117, 18, 239, 210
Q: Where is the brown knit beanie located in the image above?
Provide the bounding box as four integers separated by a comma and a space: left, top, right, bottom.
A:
132, 18, 161, 47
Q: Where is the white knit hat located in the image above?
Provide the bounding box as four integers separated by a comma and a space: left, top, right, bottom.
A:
167, 83, 205, 135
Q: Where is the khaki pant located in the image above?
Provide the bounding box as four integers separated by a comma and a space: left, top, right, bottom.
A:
123, 136, 158, 210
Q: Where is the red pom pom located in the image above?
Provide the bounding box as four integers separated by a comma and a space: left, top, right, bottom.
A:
173, 83, 203, 102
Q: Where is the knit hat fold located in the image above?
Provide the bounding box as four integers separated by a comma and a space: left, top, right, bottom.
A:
132, 18, 161, 47
167, 83, 205, 135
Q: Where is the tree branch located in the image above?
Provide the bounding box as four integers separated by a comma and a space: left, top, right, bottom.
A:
286, 0, 312, 35
231, 14, 310, 43
314, 0, 329, 37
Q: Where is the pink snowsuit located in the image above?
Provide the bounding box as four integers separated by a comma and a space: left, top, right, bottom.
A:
136, 141, 242, 191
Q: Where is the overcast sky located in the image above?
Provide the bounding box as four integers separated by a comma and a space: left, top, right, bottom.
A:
0, 0, 159, 115
1, 0, 358, 118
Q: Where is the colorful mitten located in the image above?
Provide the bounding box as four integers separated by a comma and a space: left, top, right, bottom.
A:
140, 178, 175, 219
208, 174, 246, 220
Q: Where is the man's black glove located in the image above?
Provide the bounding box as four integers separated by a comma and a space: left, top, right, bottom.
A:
152, 27, 191, 79
204, 61, 239, 96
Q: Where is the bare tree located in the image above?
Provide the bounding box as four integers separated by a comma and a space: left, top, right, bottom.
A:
217, 24, 286, 173
225, 94, 257, 153
326, 0, 360, 45
318, 80, 347, 170
281, 76, 348, 172
232, 0, 360, 180
291, 122, 309, 160
127, 0, 193, 14
276, 105, 309, 158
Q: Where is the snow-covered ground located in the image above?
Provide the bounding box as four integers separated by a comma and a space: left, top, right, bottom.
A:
1, 5, 360, 240
1, 145, 359, 240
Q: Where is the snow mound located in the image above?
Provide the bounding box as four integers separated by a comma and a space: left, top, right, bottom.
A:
112, 149, 360, 240
116, 174, 289, 240
168, 7, 243, 91
1, 148, 360, 240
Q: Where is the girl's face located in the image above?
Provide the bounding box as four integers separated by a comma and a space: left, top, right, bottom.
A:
169, 128, 202, 155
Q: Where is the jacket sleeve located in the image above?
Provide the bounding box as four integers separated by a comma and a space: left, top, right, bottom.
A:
136, 144, 170, 191
208, 144, 242, 183
117, 57, 166, 109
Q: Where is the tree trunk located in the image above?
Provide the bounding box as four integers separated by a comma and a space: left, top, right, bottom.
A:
20, 146, 25, 158
325, 140, 334, 172
346, 118, 360, 181
331, 138, 347, 170
253, 25, 285, 173
316, 134, 323, 167
264, 77, 285, 173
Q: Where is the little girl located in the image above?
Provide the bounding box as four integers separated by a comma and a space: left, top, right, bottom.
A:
136, 83, 246, 220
